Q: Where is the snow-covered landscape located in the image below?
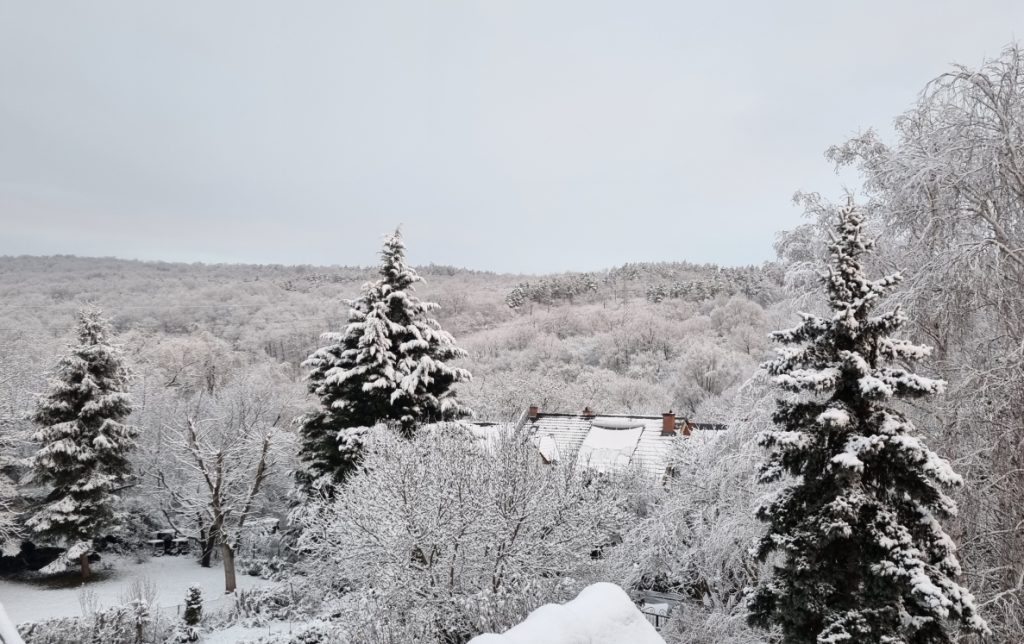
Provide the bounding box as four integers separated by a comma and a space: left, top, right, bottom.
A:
0, 556, 267, 624
3, 3, 1024, 643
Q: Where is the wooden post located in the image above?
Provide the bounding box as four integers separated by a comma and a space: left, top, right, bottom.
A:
79, 552, 91, 581
222, 543, 237, 593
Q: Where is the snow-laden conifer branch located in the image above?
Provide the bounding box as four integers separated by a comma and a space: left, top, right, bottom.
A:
748, 204, 989, 641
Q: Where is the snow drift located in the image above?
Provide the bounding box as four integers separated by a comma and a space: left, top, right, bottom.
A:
468, 582, 665, 644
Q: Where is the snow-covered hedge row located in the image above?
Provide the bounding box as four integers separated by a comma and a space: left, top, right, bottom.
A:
19, 601, 166, 644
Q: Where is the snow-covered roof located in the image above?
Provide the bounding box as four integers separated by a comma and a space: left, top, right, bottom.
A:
523, 411, 726, 480
577, 425, 645, 473
459, 421, 518, 455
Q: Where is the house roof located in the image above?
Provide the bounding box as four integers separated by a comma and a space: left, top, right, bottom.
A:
522, 412, 726, 479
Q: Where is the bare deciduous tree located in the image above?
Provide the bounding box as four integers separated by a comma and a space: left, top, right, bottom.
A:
160, 368, 296, 593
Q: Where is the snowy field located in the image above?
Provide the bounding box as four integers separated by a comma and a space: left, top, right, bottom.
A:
0, 555, 270, 625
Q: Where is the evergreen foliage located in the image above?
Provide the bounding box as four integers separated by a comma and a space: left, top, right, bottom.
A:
748, 204, 988, 642
27, 309, 136, 562
183, 584, 202, 626
298, 229, 472, 484
505, 273, 599, 309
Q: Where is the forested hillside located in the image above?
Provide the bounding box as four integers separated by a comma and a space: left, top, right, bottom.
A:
0, 254, 783, 425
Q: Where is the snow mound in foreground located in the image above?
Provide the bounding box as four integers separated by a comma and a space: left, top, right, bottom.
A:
469, 582, 665, 644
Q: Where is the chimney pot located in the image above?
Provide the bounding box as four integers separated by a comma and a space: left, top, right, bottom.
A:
662, 410, 677, 435
528, 405, 540, 420
582, 406, 595, 419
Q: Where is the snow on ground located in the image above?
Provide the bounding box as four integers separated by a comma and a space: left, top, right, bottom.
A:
199, 620, 293, 643
469, 582, 665, 644
0, 555, 270, 625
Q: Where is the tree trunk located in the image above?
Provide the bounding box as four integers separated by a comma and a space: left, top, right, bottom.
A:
221, 543, 236, 593
201, 530, 216, 568
79, 553, 91, 581
198, 514, 215, 568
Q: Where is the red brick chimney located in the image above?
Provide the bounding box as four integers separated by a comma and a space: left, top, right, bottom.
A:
661, 410, 676, 435
528, 405, 540, 421
582, 406, 595, 419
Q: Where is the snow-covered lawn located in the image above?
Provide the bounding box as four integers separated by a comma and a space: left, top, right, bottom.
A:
0, 555, 270, 625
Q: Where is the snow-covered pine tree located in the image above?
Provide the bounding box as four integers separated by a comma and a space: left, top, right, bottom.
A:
748, 203, 989, 642
299, 228, 472, 483
183, 584, 202, 626
0, 415, 21, 554
27, 308, 136, 580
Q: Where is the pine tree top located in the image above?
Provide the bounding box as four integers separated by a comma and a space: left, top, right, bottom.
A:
75, 307, 111, 346
378, 228, 422, 293
766, 204, 935, 396
33, 308, 133, 429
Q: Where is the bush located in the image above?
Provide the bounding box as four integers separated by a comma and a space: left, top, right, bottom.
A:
183, 584, 202, 626
298, 425, 630, 643
661, 601, 770, 644
234, 584, 306, 625
20, 599, 168, 644
240, 555, 288, 580
246, 621, 347, 644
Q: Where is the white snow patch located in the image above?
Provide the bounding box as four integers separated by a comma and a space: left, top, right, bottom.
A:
831, 452, 865, 472
469, 583, 665, 644
534, 435, 561, 463
590, 418, 645, 430
199, 620, 293, 643
816, 408, 850, 427
576, 427, 644, 473
0, 555, 270, 625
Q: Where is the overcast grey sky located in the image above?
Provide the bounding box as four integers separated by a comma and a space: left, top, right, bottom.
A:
0, 2, 1021, 273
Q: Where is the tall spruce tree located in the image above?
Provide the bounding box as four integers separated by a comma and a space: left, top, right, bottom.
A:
749, 204, 988, 642
28, 309, 136, 579
299, 228, 472, 484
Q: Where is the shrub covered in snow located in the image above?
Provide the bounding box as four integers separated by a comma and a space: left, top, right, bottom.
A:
610, 379, 777, 643
233, 586, 301, 626
244, 621, 347, 644
19, 599, 166, 644
298, 424, 630, 642
168, 584, 202, 642
182, 585, 201, 626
